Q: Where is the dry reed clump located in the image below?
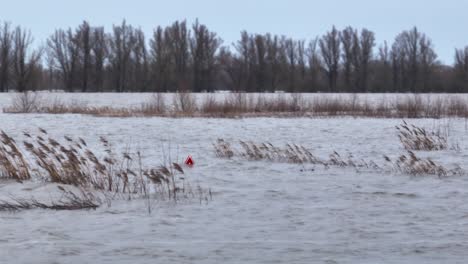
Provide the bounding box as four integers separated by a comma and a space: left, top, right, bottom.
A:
200, 93, 305, 117
238, 141, 322, 164
214, 139, 321, 164
173, 90, 197, 114
309, 96, 353, 116
0, 131, 31, 182
40, 102, 135, 117
446, 97, 468, 117
3, 92, 43, 113
213, 139, 235, 158
396, 121, 447, 151
213, 139, 374, 167
141, 93, 166, 115
228, 92, 249, 112
214, 139, 464, 177
214, 139, 380, 168
394, 95, 425, 118
327, 151, 379, 169
384, 151, 463, 178
0, 129, 210, 209
307, 95, 380, 117
0, 186, 99, 211
253, 94, 304, 113
200, 95, 236, 116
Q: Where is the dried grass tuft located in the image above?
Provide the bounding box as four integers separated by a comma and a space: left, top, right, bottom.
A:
0, 130, 210, 208
396, 121, 447, 151
384, 151, 463, 178
0, 187, 99, 211
215, 139, 464, 178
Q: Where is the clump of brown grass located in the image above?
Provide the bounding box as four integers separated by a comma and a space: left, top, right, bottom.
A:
213, 139, 235, 158
394, 95, 425, 118
0, 186, 99, 211
324, 151, 381, 170
141, 93, 166, 115
173, 90, 197, 114
309, 96, 352, 116
215, 139, 463, 177
227, 92, 249, 112
200, 95, 236, 116
384, 151, 462, 178
0, 129, 210, 206
238, 141, 321, 164
214, 139, 379, 168
214, 139, 323, 164
144, 162, 189, 201
200, 93, 306, 117
0, 131, 31, 182
396, 121, 447, 151
41, 104, 135, 117
4, 92, 43, 113
253, 94, 304, 113
447, 97, 468, 117
214, 139, 380, 170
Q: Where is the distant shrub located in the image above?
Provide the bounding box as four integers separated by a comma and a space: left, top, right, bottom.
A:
4, 92, 42, 113
173, 91, 197, 114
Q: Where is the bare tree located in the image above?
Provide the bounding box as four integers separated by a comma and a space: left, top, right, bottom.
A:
12, 26, 42, 92
358, 29, 375, 91
296, 40, 307, 91
90, 27, 107, 91
391, 27, 437, 92
0, 22, 13, 92
373, 41, 392, 91
168, 20, 190, 90
190, 20, 221, 92
76, 21, 91, 92
47, 29, 79, 91
306, 37, 321, 91
132, 28, 149, 92
108, 20, 135, 92
234, 31, 252, 91
340, 27, 375, 92
341, 27, 355, 90
454, 47, 468, 92
265, 34, 281, 91
216, 46, 238, 90
149, 26, 171, 92
419, 34, 437, 91
320, 26, 341, 92
284, 38, 297, 92
253, 34, 267, 92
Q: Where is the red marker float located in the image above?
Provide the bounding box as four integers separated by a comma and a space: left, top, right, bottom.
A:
185, 155, 194, 167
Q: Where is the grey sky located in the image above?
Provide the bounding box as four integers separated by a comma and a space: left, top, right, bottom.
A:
2, 0, 467, 64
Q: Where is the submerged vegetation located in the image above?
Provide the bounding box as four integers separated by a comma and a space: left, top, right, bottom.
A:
0, 112, 465, 212
213, 119, 464, 178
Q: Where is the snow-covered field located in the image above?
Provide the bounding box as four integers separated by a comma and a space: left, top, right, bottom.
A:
1, 94, 468, 263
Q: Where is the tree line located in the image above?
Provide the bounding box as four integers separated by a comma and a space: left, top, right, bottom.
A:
0, 19, 467, 93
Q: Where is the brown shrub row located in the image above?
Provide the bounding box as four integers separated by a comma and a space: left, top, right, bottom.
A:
6, 92, 468, 118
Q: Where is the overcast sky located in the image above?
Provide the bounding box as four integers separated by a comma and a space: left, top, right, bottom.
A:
1, 0, 467, 64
